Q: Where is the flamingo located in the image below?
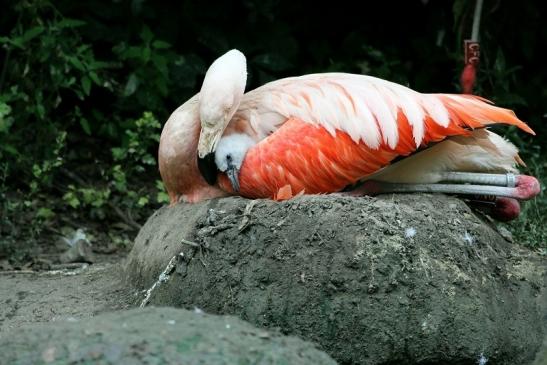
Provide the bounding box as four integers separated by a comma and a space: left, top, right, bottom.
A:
159, 50, 540, 220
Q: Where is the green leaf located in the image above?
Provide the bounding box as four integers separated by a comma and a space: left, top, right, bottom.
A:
111, 147, 126, 161
0, 143, 18, 155
63, 192, 80, 208
156, 191, 170, 204
36, 103, 46, 119
81, 76, 91, 95
88, 71, 101, 85
68, 57, 86, 71
77, 44, 91, 54
32, 164, 42, 178
74, 89, 84, 100
137, 196, 149, 207
124, 73, 139, 96
80, 118, 91, 135
89, 60, 112, 70
37, 207, 55, 219
123, 46, 143, 60
152, 40, 171, 49
0, 102, 12, 118
21, 26, 45, 43
155, 180, 165, 190
155, 180, 170, 204
151, 54, 168, 75
141, 154, 156, 165
56, 18, 86, 28
5, 37, 24, 49
142, 47, 151, 63
140, 25, 154, 44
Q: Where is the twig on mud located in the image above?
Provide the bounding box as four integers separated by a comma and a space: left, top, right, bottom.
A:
198, 256, 207, 267
180, 238, 213, 253
139, 252, 183, 308
0, 270, 36, 275
239, 200, 257, 232
198, 223, 233, 236
0, 263, 90, 276
180, 238, 201, 248
50, 263, 88, 270
180, 238, 210, 267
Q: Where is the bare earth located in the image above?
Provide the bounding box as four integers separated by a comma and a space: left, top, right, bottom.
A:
0, 261, 132, 333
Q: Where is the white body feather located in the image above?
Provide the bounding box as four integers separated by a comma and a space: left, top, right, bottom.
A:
366, 129, 520, 184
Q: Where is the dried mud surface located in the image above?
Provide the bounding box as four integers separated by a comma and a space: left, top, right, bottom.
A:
0, 263, 131, 333
0, 307, 335, 364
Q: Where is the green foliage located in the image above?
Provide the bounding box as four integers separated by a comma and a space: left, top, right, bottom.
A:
113, 26, 176, 113
60, 111, 167, 222
108, 112, 166, 211
0, 1, 112, 186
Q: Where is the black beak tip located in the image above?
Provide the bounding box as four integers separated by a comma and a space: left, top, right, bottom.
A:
197, 153, 217, 186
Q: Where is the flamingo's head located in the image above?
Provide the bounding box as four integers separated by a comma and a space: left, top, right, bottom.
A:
197, 49, 247, 159
214, 133, 256, 192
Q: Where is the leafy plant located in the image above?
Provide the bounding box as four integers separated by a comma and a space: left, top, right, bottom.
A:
0, 1, 112, 188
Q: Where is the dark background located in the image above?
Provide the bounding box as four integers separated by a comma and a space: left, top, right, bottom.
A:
1, 0, 545, 260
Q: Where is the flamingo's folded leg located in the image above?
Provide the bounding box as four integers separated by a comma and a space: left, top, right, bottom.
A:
352, 173, 539, 201
345, 173, 539, 221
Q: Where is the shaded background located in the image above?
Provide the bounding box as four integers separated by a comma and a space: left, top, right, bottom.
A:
1, 0, 545, 262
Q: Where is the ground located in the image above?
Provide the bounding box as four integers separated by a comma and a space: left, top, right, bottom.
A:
0, 261, 130, 333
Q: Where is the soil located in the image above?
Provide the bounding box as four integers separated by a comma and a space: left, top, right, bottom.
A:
126, 194, 547, 365
0, 261, 131, 333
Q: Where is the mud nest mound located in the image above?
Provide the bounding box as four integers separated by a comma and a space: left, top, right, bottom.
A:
126, 194, 546, 365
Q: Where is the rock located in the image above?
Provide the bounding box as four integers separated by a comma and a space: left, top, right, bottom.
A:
497, 226, 514, 242
59, 239, 94, 264
125, 194, 546, 365
0, 259, 12, 271
0, 307, 335, 364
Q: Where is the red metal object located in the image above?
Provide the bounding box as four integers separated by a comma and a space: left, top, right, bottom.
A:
460, 40, 480, 94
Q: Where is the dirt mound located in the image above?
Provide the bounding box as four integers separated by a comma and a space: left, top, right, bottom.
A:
0, 306, 335, 364
126, 194, 546, 364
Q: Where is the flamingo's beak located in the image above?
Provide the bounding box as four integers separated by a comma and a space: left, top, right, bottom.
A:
197, 152, 217, 186
226, 161, 240, 192
197, 126, 223, 159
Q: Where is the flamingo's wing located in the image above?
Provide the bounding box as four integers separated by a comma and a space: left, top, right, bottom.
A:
225, 74, 533, 199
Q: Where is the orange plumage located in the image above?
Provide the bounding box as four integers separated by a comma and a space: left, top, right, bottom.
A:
219, 95, 533, 200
